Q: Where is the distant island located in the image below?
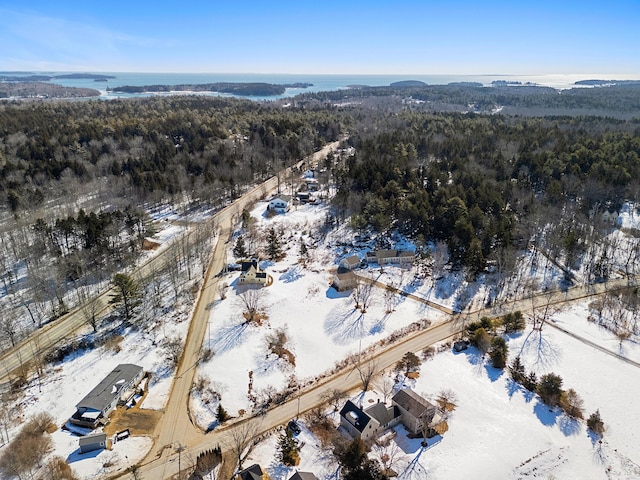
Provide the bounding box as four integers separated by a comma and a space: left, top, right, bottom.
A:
491, 80, 538, 87
390, 80, 427, 88
109, 82, 313, 96
574, 79, 640, 86
0, 73, 116, 82
0, 82, 100, 99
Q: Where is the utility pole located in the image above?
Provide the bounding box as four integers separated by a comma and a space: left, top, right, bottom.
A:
175, 443, 186, 480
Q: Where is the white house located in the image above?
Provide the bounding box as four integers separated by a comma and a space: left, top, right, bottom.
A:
269, 194, 291, 213
339, 255, 361, 270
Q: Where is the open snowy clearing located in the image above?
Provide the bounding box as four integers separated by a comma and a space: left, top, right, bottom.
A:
191, 200, 449, 427
239, 302, 640, 480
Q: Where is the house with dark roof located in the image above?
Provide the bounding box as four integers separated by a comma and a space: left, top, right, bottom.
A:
268, 194, 291, 214
289, 472, 319, 480
339, 400, 400, 442
236, 463, 270, 480
70, 364, 144, 429
239, 259, 271, 286
392, 388, 444, 436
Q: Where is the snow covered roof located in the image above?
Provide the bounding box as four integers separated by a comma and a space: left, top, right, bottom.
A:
76, 364, 143, 412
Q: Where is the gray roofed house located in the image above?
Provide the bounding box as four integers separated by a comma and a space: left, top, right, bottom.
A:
79, 432, 108, 453
392, 388, 443, 436
366, 249, 414, 266
333, 271, 358, 291
365, 402, 401, 430
269, 194, 292, 213
70, 364, 144, 428
289, 472, 319, 480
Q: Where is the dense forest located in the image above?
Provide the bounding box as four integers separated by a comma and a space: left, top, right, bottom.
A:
1, 87, 640, 349
302, 83, 640, 117
0, 96, 347, 215
332, 112, 640, 277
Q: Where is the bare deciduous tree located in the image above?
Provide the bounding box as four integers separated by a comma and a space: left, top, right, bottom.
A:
354, 358, 378, 392
352, 275, 374, 313
375, 370, 396, 403
236, 287, 265, 324
321, 388, 348, 412
229, 419, 261, 471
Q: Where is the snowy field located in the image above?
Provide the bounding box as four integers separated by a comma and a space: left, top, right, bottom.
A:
240, 303, 640, 480
4, 191, 640, 480
191, 200, 448, 426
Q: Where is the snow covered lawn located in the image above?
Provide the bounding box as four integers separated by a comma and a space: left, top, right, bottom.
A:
239, 301, 640, 480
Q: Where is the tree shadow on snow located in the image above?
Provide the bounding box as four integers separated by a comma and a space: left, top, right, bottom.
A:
211, 321, 250, 354
434, 271, 464, 300
533, 400, 560, 427
518, 328, 561, 372
325, 286, 352, 299
505, 378, 536, 403
324, 307, 367, 345
369, 313, 391, 335
484, 363, 504, 382
557, 414, 581, 437
279, 266, 303, 283
453, 280, 480, 313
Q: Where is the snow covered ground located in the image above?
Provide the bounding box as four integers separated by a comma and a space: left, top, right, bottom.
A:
191, 200, 448, 427
4, 191, 640, 480
240, 303, 640, 480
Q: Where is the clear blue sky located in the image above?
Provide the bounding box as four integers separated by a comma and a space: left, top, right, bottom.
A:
1, 0, 638, 75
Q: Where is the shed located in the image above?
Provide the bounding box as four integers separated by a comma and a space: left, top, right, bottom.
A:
339, 255, 361, 270
79, 432, 107, 454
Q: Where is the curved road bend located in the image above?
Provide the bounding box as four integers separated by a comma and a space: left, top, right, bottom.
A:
133, 320, 461, 480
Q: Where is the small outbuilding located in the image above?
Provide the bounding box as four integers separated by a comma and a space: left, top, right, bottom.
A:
79, 432, 108, 454
339, 255, 361, 270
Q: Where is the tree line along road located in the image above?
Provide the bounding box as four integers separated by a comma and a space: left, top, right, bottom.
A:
0, 141, 341, 390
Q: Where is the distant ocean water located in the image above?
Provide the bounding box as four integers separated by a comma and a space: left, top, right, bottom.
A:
31, 72, 632, 100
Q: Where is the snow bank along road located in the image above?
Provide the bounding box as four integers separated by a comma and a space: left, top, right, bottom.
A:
0, 142, 340, 390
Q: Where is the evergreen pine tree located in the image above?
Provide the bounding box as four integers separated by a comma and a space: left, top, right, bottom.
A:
509, 355, 526, 383
523, 371, 538, 392
215, 404, 229, 423
266, 227, 283, 260
233, 235, 247, 259
489, 336, 508, 369
587, 410, 605, 436
277, 431, 300, 466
